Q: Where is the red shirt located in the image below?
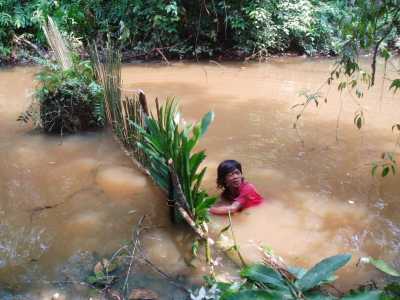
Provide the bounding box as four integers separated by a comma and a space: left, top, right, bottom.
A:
222, 182, 264, 210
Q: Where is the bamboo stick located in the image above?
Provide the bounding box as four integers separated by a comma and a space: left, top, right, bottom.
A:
90, 43, 207, 243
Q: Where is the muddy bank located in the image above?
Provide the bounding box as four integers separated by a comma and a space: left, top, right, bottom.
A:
1, 46, 332, 68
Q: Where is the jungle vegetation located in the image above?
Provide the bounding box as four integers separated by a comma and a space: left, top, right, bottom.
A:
2, 0, 399, 63
293, 0, 400, 177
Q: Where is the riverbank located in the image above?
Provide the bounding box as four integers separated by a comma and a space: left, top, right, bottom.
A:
0, 46, 335, 68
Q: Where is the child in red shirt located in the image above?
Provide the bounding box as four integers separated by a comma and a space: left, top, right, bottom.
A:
210, 160, 264, 215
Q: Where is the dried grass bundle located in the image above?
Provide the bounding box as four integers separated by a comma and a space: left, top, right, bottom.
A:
90, 42, 148, 167
42, 16, 72, 70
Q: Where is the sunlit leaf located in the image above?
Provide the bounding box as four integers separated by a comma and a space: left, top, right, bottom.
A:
296, 254, 351, 291
200, 111, 214, 139
371, 164, 378, 176
381, 48, 390, 61
382, 166, 389, 177
288, 266, 307, 279
359, 257, 400, 277
86, 275, 98, 285
240, 264, 289, 291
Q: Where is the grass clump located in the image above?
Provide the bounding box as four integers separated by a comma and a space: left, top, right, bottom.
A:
19, 17, 105, 134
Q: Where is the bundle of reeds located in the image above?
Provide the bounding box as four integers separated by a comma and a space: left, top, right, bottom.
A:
32, 18, 105, 134
90, 43, 148, 168
90, 43, 215, 264
42, 17, 72, 70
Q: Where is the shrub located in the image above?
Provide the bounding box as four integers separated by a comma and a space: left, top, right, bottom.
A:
2, 0, 398, 61
34, 57, 104, 134
0, 0, 44, 61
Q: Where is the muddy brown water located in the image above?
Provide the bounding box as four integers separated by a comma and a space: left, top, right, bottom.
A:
0, 58, 399, 296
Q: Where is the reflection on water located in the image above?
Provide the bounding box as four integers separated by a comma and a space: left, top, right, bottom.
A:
0, 58, 399, 294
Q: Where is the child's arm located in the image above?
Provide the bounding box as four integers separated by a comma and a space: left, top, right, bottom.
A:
209, 200, 242, 215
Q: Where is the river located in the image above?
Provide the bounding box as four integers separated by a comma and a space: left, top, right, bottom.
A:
0, 58, 399, 297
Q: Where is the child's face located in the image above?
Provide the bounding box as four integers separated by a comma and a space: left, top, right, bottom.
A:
224, 168, 243, 189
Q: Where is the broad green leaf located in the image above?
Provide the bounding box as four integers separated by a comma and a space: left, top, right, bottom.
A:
189, 151, 206, 178
321, 274, 338, 284
240, 264, 289, 291
381, 48, 390, 61
288, 266, 307, 279
95, 270, 105, 279
359, 257, 400, 277
382, 167, 389, 177
150, 168, 169, 191
341, 290, 382, 300
371, 164, 378, 176
199, 111, 214, 138
389, 79, 400, 93
296, 254, 351, 292
186, 125, 200, 153
192, 167, 206, 196
86, 275, 98, 285
223, 290, 287, 300
194, 195, 216, 214
384, 282, 400, 297
356, 117, 362, 129
391, 165, 396, 175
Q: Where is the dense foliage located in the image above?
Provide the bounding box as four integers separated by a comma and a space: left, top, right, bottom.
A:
293, 0, 400, 177
35, 56, 104, 133
134, 99, 216, 225
16, 16, 105, 134
18, 54, 105, 134
191, 254, 400, 300
332, 0, 400, 177
0, 0, 43, 60
0, 0, 381, 62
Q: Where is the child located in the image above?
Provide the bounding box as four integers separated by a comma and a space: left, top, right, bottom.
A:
210, 160, 264, 215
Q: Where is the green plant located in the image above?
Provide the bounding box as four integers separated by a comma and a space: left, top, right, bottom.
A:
0, 0, 45, 61
2, 0, 376, 62
91, 42, 214, 264
34, 57, 104, 133
133, 99, 216, 225
18, 17, 105, 134
293, 1, 400, 177
191, 253, 400, 299
332, 1, 400, 176
86, 258, 119, 287
359, 256, 400, 277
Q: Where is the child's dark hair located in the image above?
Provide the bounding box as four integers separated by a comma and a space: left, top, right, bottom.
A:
217, 160, 243, 189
